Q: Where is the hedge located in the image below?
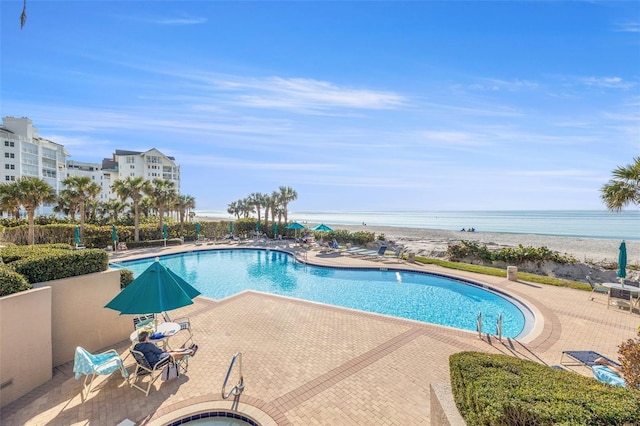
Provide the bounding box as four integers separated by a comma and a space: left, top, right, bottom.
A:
450, 352, 640, 425
6, 249, 109, 284
0, 265, 31, 296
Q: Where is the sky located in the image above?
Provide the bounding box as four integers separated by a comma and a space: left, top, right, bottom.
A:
1, 1, 639, 213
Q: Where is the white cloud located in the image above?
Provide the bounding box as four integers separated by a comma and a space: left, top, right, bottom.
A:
582, 76, 635, 89
468, 78, 539, 92
615, 22, 640, 32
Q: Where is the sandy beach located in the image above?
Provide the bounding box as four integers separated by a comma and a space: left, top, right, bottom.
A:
196, 216, 636, 266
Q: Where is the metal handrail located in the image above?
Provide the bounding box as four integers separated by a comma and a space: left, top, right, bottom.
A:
221, 352, 245, 399
476, 312, 482, 339
496, 313, 503, 342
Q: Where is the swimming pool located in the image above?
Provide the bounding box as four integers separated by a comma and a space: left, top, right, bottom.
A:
114, 249, 531, 338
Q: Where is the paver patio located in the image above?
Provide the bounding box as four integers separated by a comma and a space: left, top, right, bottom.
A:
1, 242, 638, 425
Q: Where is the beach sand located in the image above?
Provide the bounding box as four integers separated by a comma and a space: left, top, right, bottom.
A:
195, 216, 636, 265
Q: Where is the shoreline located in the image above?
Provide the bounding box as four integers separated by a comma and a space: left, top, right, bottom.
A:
195, 215, 635, 265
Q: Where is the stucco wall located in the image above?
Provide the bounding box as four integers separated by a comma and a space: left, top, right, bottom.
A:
33, 269, 132, 367
0, 287, 53, 408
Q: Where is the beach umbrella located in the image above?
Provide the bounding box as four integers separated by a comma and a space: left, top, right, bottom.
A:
256, 221, 260, 233
229, 221, 233, 234
104, 257, 201, 317
74, 226, 81, 245
274, 222, 278, 236
285, 221, 305, 238
618, 240, 627, 284
312, 223, 333, 233
163, 223, 168, 239
195, 222, 201, 238
285, 222, 305, 230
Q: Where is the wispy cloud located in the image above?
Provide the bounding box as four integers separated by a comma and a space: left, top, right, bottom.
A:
468, 78, 539, 92
615, 22, 640, 32
219, 77, 405, 112
582, 76, 635, 89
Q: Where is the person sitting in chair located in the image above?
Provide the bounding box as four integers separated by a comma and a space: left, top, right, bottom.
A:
134, 331, 198, 366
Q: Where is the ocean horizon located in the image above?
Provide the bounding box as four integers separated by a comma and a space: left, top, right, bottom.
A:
196, 209, 639, 241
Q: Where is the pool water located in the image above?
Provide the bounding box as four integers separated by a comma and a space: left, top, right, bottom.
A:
115, 249, 528, 338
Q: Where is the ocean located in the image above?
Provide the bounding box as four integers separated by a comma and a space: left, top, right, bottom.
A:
196, 210, 639, 241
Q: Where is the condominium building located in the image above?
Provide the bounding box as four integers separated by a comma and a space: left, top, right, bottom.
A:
0, 116, 181, 217
1, 116, 68, 216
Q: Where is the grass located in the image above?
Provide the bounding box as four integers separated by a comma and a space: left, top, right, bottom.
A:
413, 255, 591, 291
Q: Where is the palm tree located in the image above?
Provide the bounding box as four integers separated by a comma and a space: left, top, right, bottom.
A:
0, 181, 24, 218
239, 197, 254, 218
227, 201, 240, 219
14, 177, 56, 245
54, 188, 78, 220
146, 178, 177, 231
270, 191, 279, 227
249, 192, 266, 223
62, 176, 101, 240
139, 197, 153, 219
99, 199, 127, 222
278, 186, 298, 223
601, 157, 640, 211
174, 194, 195, 233
263, 194, 273, 229
112, 176, 151, 242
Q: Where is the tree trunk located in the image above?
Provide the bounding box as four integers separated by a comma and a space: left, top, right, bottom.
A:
134, 201, 140, 242
27, 208, 35, 245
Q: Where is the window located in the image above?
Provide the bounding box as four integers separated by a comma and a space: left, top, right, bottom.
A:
130, 165, 135, 169
4, 164, 9, 169
4, 141, 14, 147
4, 141, 8, 146
5, 176, 9, 181
126, 156, 135, 164
10, 164, 14, 169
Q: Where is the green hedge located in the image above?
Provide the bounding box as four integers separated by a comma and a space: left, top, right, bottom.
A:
450, 352, 640, 425
0, 244, 73, 263
7, 249, 109, 284
120, 269, 134, 289
447, 240, 578, 265
0, 265, 31, 296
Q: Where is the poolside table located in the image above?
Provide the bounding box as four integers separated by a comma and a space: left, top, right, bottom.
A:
602, 282, 640, 314
129, 322, 180, 349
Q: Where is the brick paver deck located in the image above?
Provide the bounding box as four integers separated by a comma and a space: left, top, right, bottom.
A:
2, 242, 637, 425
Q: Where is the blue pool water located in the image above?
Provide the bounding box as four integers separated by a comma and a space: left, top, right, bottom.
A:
115, 249, 529, 338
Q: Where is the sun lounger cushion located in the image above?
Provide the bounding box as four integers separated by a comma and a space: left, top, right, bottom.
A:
592, 365, 626, 387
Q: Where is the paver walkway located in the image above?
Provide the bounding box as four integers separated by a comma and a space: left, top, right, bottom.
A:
1, 242, 638, 425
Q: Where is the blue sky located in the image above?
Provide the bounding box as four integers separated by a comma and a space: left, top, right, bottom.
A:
2, 1, 638, 212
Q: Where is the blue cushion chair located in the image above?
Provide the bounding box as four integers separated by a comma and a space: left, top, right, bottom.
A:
72, 346, 128, 401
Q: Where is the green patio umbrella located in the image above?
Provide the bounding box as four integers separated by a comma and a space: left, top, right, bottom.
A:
74, 226, 81, 245
163, 223, 168, 239
229, 221, 233, 234
195, 222, 201, 238
104, 257, 201, 316
273, 222, 278, 236
112, 225, 118, 244
312, 223, 333, 232
256, 221, 260, 233
618, 240, 627, 284
285, 222, 305, 238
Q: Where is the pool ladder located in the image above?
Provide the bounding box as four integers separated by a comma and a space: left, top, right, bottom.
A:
222, 352, 245, 399
476, 312, 503, 342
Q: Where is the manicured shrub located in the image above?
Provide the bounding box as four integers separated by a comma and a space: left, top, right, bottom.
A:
120, 269, 135, 289
618, 326, 640, 390
0, 266, 31, 296
450, 352, 640, 425
10, 249, 109, 284
447, 240, 577, 265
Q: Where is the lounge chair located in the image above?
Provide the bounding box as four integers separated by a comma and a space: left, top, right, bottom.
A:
129, 349, 189, 396
560, 350, 620, 369
586, 275, 609, 301
73, 347, 128, 401
363, 246, 388, 260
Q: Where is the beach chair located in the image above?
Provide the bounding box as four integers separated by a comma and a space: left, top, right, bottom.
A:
73, 346, 128, 401
586, 275, 609, 301
129, 349, 189, 396
560, 350, 620, 369
363, 246, 388, 260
